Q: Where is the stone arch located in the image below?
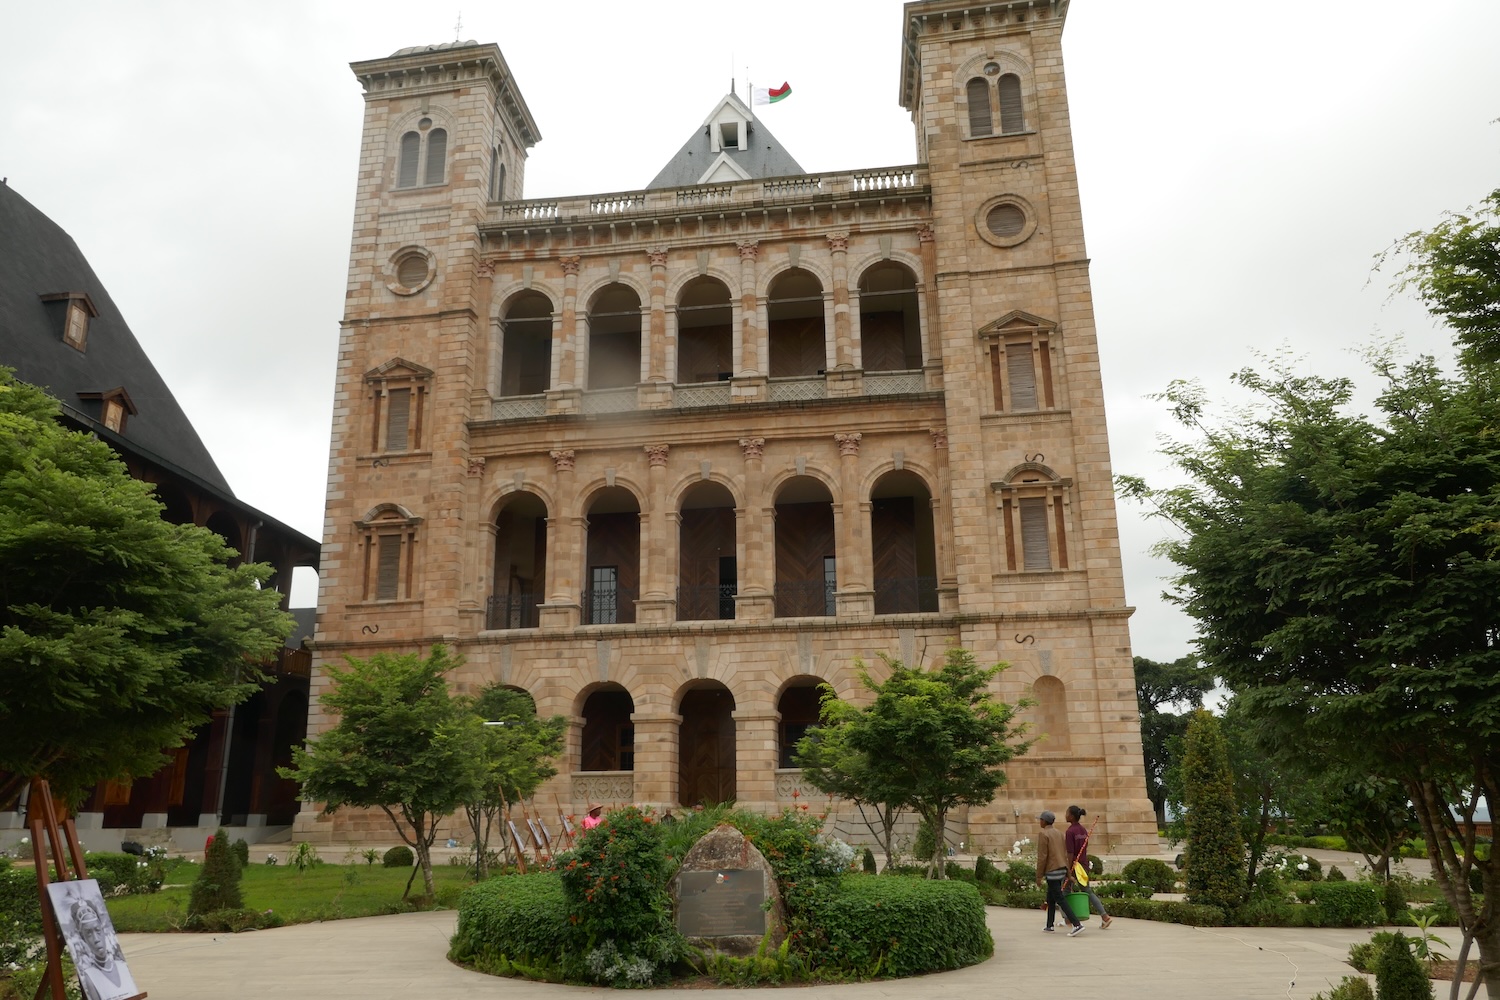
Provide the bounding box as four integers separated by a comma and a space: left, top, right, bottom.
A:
855, 259, 924, 372
576, 683, 636, 772
755, 256, 834, 299
584, 282, 644, 390
766, 267, 828, 378
775, 674, 826, 768
582, 485, 642, 625
869, 469, 939, 614
675, 679, 736, 806
488, 489, 549, 630
664, 264, 740, 302
496, 289, 555, 398
674, 275, 734, 385
772, 475, 837, 618
666, 470, 742, 511
676, 480, 739, 622
1030, 674, 1070, 752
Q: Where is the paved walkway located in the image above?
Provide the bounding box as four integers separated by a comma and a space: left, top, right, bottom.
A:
115, 905, 1488, 1000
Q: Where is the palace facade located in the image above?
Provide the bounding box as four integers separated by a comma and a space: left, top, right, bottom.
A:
303, 0, 1157, 853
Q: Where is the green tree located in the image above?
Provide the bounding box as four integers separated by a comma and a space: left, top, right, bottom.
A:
462, 684, 566, 878
794, 696, 907, 872
1179, 710, 1244, 912
279, 644, 487, 898
1134, 654, 1214, 827
1383, 188, 1500, 367
1121, 346, 1500, 993
187, 828, 243, 918
0, 370, 292, 811
802, 644, 1033, 879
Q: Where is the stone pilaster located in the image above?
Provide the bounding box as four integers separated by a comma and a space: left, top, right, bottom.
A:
637, 444, 675, 623
732, 241, 766, 404
930, 428, 959, 612
733, 711, 781, 805
827, 232, 854, 370
735, 437, 774, 620
548, 255, 583, 415
630, 713, 682, 808
541, 448, 581, 627
834, 432, 873, 617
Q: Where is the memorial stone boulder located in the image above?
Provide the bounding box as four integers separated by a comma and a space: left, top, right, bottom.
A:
671, 823, 786, 958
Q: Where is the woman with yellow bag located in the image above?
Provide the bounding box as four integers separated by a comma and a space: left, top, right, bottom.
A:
1065, 805, 1113, 929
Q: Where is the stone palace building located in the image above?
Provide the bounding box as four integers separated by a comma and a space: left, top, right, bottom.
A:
300, 0, 1158, 854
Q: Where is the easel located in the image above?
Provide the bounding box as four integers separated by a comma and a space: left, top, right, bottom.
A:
26, 777, 146, 1000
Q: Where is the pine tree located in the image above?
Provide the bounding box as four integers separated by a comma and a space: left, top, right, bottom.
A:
1374, 933, 1434, 1000
188, 828, 244, 917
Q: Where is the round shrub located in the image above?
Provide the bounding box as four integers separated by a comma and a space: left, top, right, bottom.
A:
231, 838, 250, 869
382, 845, 415, 868
1122, 857, 1178, 893
1327, 865, 1348, 882
862, 848, 877, 874
1002, 860, 1036, 892
1380, 879, 1408, 923
808, 874, 992, 977
450, 871, 569, 974
1292, 855, 1324, 881
1087, 854, 1104, 877
973, 855, 997, 885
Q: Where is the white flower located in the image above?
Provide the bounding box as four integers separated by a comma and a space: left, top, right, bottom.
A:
1297, 862, 1309, 871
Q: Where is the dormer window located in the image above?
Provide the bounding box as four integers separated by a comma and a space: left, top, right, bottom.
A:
77, 387, 137, 435
40, 292, 98, 352
719, 121, 740, 150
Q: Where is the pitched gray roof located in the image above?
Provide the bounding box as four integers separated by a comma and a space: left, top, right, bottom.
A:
0, 181, 232, 493
646, 94, 805, 190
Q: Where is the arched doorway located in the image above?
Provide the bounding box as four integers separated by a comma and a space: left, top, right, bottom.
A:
579, 686, 635, 772
678, 682, 736, 806
773, 476, 836, 617
587, 284, 643, 389
676, 276, 733, 384
857, 262, 921, 371
767, 269, 826, 377
777, 678, 823, 768
584, 487, 640, 624
490, 492, 548, 629
870, 470, 938, 613
500, 291, 553, 397
677, 481, 737, 621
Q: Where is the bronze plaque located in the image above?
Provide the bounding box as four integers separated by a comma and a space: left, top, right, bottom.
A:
677, 869, 766, 938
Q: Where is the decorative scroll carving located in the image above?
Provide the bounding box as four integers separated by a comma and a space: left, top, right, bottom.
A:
476, 257, 497, 277
571, 771, 634, 804
835, 432, 863, 457
467, 456, 487, 477
645, 444, 670, 467
550, 449, 576, 472
739, 437, 766, 461
916, 223, 936, 244
647, 246, 669, 267
826, 232, 849, 253
558, 255, 582, 276
774, 769, 817, 800
736, 240, 760, 261
930, 429, 948, 449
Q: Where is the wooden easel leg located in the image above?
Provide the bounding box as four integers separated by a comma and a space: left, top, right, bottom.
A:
28, 779, 71, 1000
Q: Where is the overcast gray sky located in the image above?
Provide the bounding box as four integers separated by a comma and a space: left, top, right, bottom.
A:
2, 1, 1496, 659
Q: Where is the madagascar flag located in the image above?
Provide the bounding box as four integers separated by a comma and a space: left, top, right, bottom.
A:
752, 82, 792, 105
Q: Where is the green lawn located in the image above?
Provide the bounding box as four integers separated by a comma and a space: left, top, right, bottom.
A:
105, 861, 475, 932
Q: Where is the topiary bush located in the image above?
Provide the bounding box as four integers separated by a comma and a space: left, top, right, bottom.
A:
973, 855, 997, 885
912, 818, 936, 866
1308, 881, 1382, 927
1094, 880, 1153, 900
1002, 860, 1036, 893
807, 874, 992, 978
85, 851, 161, 896
1180, 710, 1245, 912
1349, 932, 1398, 973
1122, 857, 1178, 893
1328, 865, 1348, 882
231, 838, 250, 869
188, 827, 243, 918
1292, 855, 1324, 881
862, 848, 877, 874
1087, 854, 1104, 877
450, 871, 570, 976
382, 845, 415, 868
1373, 933, 1434, 1000
1380, 879, 1408, 923
1089, 897, 1226, 926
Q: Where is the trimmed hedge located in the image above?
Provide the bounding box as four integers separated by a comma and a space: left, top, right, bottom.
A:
1121, 857, 1178, 892
450, 872, 570, 973
85, 851, 161, 895
1094, 880, 1154, 900
810, 874, 993, 978
1091, 897, 1226, 926
382, 845, 414, 868
1307, 881, 1382, 927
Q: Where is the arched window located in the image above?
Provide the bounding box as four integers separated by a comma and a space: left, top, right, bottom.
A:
500, 292, 553, 397
489, 492, 548, 629
774, 476, 836, 617
767, 269, 826, 378
966, 78, 993, 137
395, 118, 448, 189
857, 262, 921, 372
587, 284, 643, 390
1032, 676, 1070, 751
998, 74, 1024, 134
676, 277, 733, 384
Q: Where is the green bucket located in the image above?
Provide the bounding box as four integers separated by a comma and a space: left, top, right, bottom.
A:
1065, 891, 1091, 921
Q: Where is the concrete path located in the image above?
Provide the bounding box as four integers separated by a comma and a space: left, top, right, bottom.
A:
114, 905, 1489, 1000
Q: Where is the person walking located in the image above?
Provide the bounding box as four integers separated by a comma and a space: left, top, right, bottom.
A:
1065, 804, 1112, 929
1035, 810, 1085, 936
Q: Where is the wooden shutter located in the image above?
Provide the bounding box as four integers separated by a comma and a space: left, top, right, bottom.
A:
386, 388, 411, 451
376, 535, 401, 599
1007, 344, 1038, 410
966, 78, 993, 137
397, 131, 420, 188
424, 128, 447, 185
998, 74, 1024, 133
1019, 497, 1051, 570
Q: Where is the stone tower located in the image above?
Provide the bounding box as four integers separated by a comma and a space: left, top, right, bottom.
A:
304, 4, 1158, 853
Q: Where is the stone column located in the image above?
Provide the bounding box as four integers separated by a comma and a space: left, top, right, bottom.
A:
834, 432, 873, 617
630, 712, 683, 809
637, 444, 675, 623
541, 449, 582, 628
916, 224, 942, 391
640, 247, 673, 409
735, 437, 774, 620
548, 255, 583, 415
733, 710, 782, 809
827, 232, 853, 369
458, 456, 488, 630
733, 240, 766, 404
930, 428, 959, 612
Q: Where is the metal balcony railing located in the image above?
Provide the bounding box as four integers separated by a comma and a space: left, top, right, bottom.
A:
486, 593, 541, 630
775, 580, 836, 618
582, 585, 638, 625
873, 576, 939, 615
677, 584, 737, 622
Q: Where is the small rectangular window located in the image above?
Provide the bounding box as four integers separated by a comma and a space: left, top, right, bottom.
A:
823, 555, 837, 616
1007, 346, 1038, 410
64, 302, 90, 349
376, 535, 402, 599
720, 122, 739, 149
386, 388, 411, 451
590, 566, 619, 624
1019, 497, 1051, 570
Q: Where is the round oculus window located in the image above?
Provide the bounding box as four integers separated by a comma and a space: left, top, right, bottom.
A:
396, 255, 430, 289
983, 61, 1001, 76
986, 204, 1027, 239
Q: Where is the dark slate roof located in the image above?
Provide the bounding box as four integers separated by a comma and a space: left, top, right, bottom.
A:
289, 607, 317, 647
0, 181, 232, 494
646, 94, 806, 190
